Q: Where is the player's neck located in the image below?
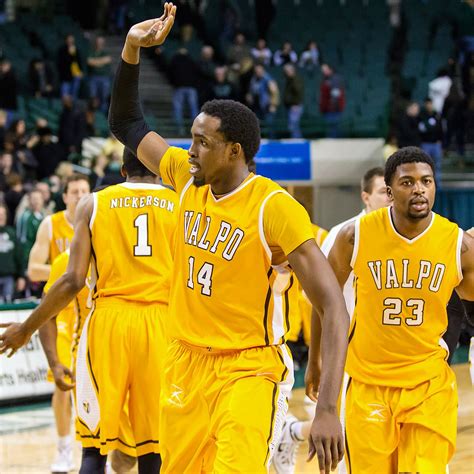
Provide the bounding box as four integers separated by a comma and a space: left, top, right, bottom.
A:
126, 176, 156, 185
390, 207, 433, 240
210, 169, 251, 197
64, 208, 74, 225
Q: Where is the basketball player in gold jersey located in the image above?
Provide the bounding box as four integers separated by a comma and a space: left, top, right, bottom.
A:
0, 150, 177, 474
322, 147, 474, 473
28, 173, 90, 473
107, 4, 349, 473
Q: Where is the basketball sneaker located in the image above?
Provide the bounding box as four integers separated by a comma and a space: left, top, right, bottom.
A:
50, 438, 74, 473
272, 414, 303, 474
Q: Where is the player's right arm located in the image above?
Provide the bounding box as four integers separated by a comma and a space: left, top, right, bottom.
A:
27, 217, 52, 282
109, 3, 177, 176
0, 195, 93, 357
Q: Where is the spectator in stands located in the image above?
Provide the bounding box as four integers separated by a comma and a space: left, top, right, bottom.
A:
428, 68, 452, 115
29, 59, 55, 98
283, 64, 304, 138
58, 95, 87, 155
396, 101, 421, 148
442, 83, 466, 157
168, 48, 200, 136
16, 189, 45, 277
0, 204, 23, 302
210, 66, 237, 101
108, 0, 128, 34
32, 126, 66, 181
299, 40, 322, 70
226, 32, 254, 92
319, 63, 345, 138
246, 64, 279, 138
273, 41, 298, 67
419, 97, 443, 182
57, 34, 84, 100
0, 60, 18, 122
254, 0, 276, 41
219, 0, 241, 45
35, 181, 55, 215
102, 133, 124, 160
251, 38, 272, 67
89, 154, 109, 189
0, 109, 6, 149
4, 173, 24, 226
0, 152, 18, 192
175, 0, 209, 44
6, 120, 38, 181
87, 36, 112, 113
196, 45, 217, 104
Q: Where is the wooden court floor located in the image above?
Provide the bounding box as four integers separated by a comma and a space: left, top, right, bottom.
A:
0, 364, 472, 473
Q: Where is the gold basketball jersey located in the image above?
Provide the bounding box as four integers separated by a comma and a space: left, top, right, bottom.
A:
160, 146, 315, 350
348, 207, 463, 387
312, 223, 328, 247
44, 250, 91, 335
50, 211, 74, 262
90, 182, 178, 305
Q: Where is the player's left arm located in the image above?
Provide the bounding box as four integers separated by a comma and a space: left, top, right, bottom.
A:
457, 231, 474, 301
265, 193, 349, 474
0, 195, 93, 357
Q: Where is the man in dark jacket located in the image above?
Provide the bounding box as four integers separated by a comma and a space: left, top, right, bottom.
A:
283, 64, 304, 138
419, 97, 443, 182
57, 34, 83, 99
396, 102, 421, 148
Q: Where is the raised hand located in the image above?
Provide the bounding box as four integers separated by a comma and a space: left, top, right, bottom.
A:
127, 2, 177, 49
0, 322, 31, 357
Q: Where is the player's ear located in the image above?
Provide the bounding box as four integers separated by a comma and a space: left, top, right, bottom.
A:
230, 142, 241, 160
386, 186, 393, 199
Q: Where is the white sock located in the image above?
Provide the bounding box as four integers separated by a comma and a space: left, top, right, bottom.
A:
290, 421, 305, 441
58, 435, 72, 450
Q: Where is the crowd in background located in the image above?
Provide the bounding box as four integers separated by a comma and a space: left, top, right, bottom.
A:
0, 0, 473, 302
155, 33, 345, 138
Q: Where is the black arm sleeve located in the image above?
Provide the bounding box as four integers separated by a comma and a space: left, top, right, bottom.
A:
443, 290, 466, 364
108, 60, 151, 155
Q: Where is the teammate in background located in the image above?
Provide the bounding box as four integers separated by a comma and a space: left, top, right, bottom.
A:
27, 174, 90, 473
107, 4, 349, 473
0, 150, 178, 474
274, 168, 390, 474
321, 147, 474, 473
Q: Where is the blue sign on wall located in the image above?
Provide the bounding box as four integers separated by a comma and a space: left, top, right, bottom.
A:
167, 139, 312, 182
255, 140, 311, 181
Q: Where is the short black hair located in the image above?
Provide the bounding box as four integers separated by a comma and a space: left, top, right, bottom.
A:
64, 173, 90, 194
201, 100, 261, 163
361, 167, 385, 193
122, 147, 155, 178
384, 147, 435, 186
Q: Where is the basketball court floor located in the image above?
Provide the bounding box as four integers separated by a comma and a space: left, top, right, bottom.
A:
1, 364, 472, 473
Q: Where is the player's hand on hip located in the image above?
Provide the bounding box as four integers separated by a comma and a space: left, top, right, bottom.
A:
0, 322, 31, 357
127, 2, 177, 48
307, 407, 344, 474
52, 363, 75, 391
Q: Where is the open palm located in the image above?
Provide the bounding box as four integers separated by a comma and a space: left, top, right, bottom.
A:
127, 2, 177, 49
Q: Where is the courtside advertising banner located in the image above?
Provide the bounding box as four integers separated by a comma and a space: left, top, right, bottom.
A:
0, 309, 53, 402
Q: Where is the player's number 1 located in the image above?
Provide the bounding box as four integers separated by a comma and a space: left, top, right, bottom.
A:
134, 214, 152, 256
